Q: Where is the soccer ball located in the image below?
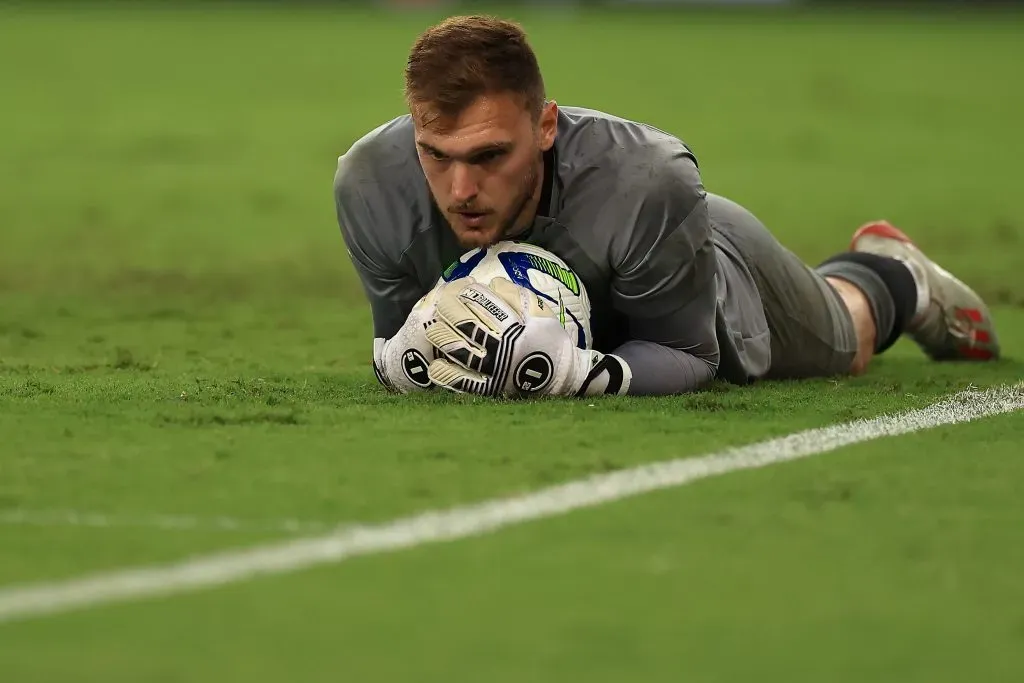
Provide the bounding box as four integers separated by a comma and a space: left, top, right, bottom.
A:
437, 242, 593, 350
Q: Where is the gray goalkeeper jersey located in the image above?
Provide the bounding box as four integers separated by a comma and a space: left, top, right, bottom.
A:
335, 106, 771, 391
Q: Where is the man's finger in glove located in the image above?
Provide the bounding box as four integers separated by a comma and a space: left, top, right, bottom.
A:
424, 276, 629, 398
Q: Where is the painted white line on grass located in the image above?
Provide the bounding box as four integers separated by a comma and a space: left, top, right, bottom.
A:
0, 509, 329, 535
0, 383, 1021, 625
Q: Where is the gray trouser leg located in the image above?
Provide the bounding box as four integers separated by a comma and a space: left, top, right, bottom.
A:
709, 195, 858, 380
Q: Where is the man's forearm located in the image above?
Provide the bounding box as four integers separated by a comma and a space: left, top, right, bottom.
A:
612, 339, 716, 396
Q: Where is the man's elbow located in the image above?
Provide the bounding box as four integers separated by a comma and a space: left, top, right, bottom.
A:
613, 339, 717, 396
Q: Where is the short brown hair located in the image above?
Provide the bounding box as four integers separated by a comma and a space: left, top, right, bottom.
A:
404, 15, 546, 121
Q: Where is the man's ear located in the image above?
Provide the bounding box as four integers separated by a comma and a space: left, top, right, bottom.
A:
538, 100, 558, 151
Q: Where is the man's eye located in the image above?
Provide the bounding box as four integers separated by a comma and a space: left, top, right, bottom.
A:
471, 150, 504, 165
425, 149, 448, 162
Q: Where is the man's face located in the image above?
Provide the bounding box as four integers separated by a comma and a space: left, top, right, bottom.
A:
413, 93, 557, 249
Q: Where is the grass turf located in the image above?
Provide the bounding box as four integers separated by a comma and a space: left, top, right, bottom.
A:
1, 3, 1023, 681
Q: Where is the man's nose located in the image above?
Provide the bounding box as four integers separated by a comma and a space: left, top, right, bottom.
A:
450, 162, 479, 204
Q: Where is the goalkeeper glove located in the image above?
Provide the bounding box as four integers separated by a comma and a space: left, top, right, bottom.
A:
372, 287, 442, 393
423, 276, 631, 398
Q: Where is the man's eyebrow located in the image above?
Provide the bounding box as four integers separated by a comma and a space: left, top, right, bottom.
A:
416, 141, 513, 159
416, 141, 445, 155
467, 142, 513, 154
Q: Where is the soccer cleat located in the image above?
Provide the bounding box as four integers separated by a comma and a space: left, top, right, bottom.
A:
849, 220, 1000, 361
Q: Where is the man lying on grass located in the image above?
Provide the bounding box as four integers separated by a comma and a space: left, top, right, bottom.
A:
334, 15, 999, 398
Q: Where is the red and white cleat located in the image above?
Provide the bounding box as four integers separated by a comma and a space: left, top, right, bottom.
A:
850, 220, 1000, 361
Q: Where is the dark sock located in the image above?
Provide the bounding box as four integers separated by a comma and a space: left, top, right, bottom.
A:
816, 252, 919, 354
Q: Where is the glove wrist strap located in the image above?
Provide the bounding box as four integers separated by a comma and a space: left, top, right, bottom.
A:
575, 353, 632, 397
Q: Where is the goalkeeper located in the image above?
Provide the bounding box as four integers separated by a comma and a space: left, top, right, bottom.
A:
335, 15, 999, 398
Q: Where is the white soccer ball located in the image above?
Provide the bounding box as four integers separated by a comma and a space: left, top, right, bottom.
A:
437, 241, 593, 350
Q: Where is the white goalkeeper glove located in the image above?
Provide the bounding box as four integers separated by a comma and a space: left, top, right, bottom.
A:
372, 287, 442, 393
423, 276, 631, 398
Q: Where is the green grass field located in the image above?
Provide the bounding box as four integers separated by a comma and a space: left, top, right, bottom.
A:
2, 3, 1024, 681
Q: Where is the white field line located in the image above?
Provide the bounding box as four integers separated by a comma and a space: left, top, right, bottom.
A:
0, 509, 330, 535
0, 383, 1020, 626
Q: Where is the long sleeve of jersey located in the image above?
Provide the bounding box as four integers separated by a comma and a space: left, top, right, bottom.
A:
606, 149, 720, 395
613, 340, 717, 395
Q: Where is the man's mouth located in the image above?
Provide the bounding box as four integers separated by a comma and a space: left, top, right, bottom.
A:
452, 211, 491, 228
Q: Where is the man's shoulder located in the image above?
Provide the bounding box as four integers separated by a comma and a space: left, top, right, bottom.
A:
334, 115, 436, 260
554, 106, 703, 222
556, 106, 697, 173
335, 114, 418, 186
